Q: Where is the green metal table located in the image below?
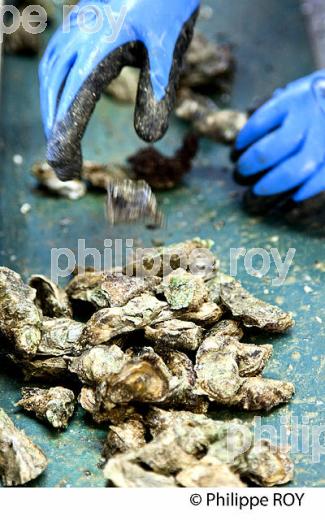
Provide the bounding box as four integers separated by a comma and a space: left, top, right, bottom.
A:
0, 0, 324, 487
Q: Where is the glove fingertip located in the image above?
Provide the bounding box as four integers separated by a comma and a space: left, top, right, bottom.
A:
134, 101, 170, 143
48, 160, 82, 182
234, 127, 253, 152
134, 60, 173, 142
134, 8, 198, 143
47, 128, 83, 181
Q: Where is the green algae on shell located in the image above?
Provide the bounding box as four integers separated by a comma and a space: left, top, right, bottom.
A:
159, 268, 208, 311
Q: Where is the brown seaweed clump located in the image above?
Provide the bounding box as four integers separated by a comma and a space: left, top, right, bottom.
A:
0, 238, 296, 487
128, 134, 199, 190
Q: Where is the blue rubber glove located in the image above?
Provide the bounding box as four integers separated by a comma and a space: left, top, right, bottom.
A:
234, 71, 325, 202
39, 0, 200, 180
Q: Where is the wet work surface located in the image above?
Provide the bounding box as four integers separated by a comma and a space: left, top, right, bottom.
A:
0, 0, 325, 487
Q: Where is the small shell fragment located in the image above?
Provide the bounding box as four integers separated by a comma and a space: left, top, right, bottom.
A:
206, 271, 234, 303
236, 343, 273, 377
106, 179, 163, 226
176, 92, 218, 122
66, 271, 113, 309
79, 386, 137, 425
194, 109, 248, 143
16, 386, 75, 429
32, 162, 86, 200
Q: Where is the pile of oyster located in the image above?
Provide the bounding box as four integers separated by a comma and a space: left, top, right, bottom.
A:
0, 238, 295, 487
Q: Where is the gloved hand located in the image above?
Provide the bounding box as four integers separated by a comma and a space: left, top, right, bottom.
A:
39, 0, 200, 180
234, 71, 325, 202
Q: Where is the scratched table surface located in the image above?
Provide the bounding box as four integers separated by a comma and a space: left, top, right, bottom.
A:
0, 0, 325, 487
